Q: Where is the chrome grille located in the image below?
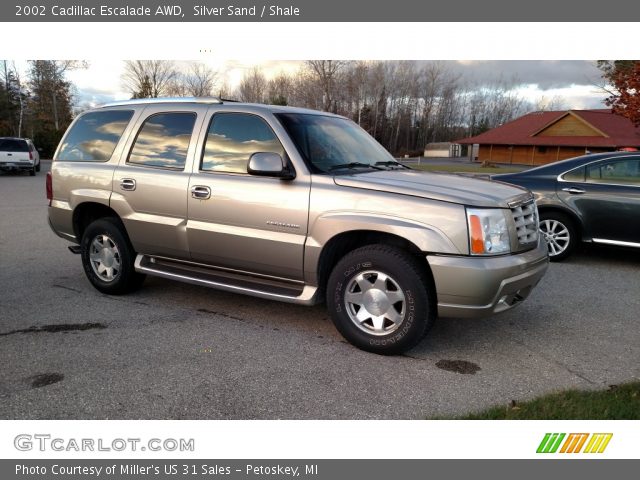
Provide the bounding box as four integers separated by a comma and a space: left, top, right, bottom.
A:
511, 200, 538, 245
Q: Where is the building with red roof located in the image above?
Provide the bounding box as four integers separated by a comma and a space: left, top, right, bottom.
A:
456, 109, 640, 165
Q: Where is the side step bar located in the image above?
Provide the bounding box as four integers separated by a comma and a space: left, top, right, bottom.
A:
68, 245, 82, 254
134, 255, 319, 306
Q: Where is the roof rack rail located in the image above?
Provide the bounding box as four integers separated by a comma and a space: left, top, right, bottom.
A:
101, 97, 224, 107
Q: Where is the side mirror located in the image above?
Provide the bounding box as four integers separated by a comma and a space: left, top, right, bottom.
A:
247, 152, 294, 179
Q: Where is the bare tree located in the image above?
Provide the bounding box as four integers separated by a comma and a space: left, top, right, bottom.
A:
306, 60, 348, 112
1, 61, 26, 136
267, 72, 293, 105
534, 95, 569, 111
122, 60, 178, 98
238, 67, 267, 103
183, 63, 218, 97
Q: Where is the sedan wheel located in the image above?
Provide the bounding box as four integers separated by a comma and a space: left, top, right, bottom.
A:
539, 212, 577, 261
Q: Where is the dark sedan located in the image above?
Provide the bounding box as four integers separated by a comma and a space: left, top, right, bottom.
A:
493, 152, 640, 261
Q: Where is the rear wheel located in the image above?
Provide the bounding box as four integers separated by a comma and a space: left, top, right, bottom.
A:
29, 166, 36, 176
539, 211, 577, 261
327, 245, 435, 355
35, 161, 41, 172
80, 217, 145, 294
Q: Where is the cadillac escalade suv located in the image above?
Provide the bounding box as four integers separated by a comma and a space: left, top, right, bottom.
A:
47, 98, 548, 354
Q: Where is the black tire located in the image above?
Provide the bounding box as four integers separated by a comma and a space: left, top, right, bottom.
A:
539, 211, 577, 262
327, 244, 435, 355
29, 167, 36, 176
80, 217, 145, 295
35, 161, 41, 172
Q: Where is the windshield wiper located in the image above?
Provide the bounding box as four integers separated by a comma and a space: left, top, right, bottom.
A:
375, 161, 411, 169
328, 162, 383, 172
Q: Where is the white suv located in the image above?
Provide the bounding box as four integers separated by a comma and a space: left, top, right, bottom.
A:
0, 137, 41, 176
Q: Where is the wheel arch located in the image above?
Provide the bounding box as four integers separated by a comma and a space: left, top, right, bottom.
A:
537, 204, 585, 240
72, 202, 123, 242
313, 230, 436, 298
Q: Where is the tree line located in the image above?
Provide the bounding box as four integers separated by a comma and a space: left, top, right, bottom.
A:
122, 60, 557, 156
8, 60, 623, 159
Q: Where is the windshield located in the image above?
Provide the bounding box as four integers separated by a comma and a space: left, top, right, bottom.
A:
276, 113, 397, 173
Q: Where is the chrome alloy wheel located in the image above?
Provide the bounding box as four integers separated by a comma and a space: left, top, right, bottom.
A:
344, 270, 406, 336
89, 234, 121, 282
539, 219, 570, 257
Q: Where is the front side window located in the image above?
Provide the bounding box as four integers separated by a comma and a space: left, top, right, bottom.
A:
56, 110, 133, 162
128, 112, 196, 169
201, 113, 285, 174
276, 113, 395, 173
586, 158, 640, 185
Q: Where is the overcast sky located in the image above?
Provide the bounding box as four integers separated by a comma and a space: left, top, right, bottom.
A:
24, 59, 607, 110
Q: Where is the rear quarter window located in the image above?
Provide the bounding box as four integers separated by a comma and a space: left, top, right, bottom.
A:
56, 110, 134, 162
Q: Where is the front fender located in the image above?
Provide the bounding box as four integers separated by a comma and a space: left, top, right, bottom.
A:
304, 212, 464, 285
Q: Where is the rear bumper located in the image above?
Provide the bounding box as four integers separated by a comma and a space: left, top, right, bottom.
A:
0, 160, 34, 171
428, 239, 549, 318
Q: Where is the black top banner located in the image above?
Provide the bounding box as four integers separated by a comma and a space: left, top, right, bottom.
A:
6, 0, 638, 22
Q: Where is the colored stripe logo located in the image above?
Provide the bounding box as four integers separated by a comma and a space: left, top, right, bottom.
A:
537, 433, 612, 453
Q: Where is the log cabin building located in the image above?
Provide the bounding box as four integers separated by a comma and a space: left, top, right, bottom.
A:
456, 109, 640, 166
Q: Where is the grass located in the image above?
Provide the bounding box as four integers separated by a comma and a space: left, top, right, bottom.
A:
443, 382, 640, 420
410, 164, 524, 174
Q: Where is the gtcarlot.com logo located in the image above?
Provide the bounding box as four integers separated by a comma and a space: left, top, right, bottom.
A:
536, 433, 613, 454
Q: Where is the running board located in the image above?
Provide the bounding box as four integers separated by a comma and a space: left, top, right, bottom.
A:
134, 255, 319, 305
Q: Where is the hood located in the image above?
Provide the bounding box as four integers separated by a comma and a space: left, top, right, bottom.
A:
333, 170, 531, 208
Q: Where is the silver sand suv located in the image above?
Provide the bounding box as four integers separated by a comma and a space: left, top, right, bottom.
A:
47, 98, 548, 354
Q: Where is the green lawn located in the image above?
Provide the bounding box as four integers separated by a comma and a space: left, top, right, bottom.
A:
410, 164, 525, 174
441, 382, 640, 420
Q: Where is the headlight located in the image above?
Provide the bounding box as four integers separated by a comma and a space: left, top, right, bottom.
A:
466, 208, 511, 255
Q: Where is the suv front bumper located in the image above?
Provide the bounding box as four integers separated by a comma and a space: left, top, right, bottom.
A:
428, 239, 549, 318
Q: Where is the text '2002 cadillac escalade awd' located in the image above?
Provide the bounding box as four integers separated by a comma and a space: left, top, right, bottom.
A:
47, 98, 548, 354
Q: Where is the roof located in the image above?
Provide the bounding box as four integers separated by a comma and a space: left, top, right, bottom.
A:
99, 97, 342, 117
456, 109, 640, 147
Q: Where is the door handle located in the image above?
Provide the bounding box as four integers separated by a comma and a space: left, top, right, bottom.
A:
120, 178, 136, 191
562, 187, 585, 194
191, 185, 211, 200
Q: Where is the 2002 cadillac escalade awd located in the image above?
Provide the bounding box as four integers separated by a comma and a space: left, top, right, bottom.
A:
47, 98, 548, 354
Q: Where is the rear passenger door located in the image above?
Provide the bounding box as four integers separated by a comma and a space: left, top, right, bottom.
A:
111, 106, 205, 259
186, 110, 310, 281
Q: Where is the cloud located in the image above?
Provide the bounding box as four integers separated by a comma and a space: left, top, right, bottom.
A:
67, 60, 607, 111
448, 60, 602, 89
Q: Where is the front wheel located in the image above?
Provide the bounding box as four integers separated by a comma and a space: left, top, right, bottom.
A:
80, 217, 145, 294
539, 211, 577, 261
327, 245, 435, 355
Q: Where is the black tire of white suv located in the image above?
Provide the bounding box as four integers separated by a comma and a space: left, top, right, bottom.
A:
80, 217, 145, 295
327, 244, 436, 355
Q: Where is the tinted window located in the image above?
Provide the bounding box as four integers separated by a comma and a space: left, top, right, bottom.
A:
128, 112, 196, 169
586, 158, 640, 185
56, 110, 133, 161
0, 139, 29, 152
562, 166, 585, 182
202, 113, 284, 174
276, 113, 394, 173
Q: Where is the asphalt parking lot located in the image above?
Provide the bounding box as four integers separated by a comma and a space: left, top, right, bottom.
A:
1, 162, 639, 419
